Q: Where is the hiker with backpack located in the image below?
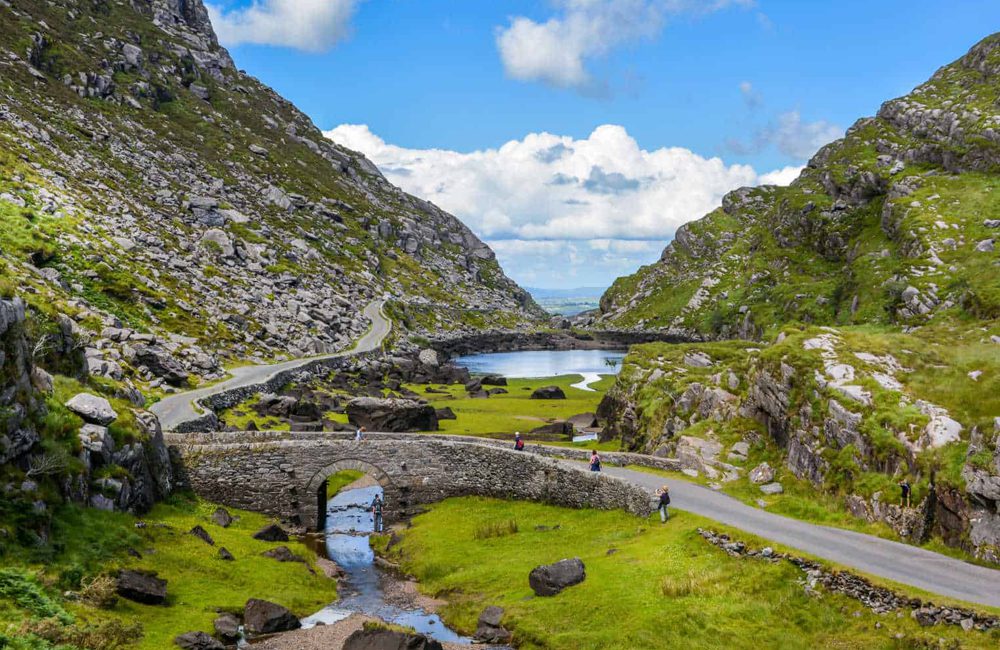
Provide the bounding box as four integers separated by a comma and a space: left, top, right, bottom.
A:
589, 449, 602, 472
371, 493, 384, 532
514, 432, 525, 451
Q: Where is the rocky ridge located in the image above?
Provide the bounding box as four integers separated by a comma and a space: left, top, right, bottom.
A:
0, 0, 542, 396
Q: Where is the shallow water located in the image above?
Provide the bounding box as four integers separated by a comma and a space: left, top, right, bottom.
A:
453, 349, 626, 382
301, 486, 474, 643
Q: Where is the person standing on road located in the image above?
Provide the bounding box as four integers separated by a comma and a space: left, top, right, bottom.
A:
371, 493, 384, 532
657, 485, 671, 523
589, 450, 602, 472
514, 432, 525, 451
899, 479, 911, 508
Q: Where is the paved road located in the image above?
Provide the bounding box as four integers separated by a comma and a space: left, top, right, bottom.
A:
589, 463, 1000, 608
150, 300, 390, 431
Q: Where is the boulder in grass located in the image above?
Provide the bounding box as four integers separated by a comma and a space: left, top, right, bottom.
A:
174, 631, 224, 650
116, 569, 167, 605
210, 507, 233, 528
435, 407, 457, 420
530, 386, 566, 400
218, 547, 235, 561
481, 375, 507, 386
243, 598, 301, 635
252, 523, 289, 542
189, 525, 215, 546
346, 397, 438, 432
343, 629, 443, 650
528, 558, 586, 596
262, 546, 306, 564
65, 393, 118, 425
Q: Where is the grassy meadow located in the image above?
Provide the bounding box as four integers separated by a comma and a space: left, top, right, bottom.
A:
384, 497, 1000, 650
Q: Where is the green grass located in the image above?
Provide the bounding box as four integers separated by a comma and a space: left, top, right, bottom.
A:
387, 497, 1000, 650
326, 470, 365, 500
405, 374, 615, 438
0, 497, 337, 650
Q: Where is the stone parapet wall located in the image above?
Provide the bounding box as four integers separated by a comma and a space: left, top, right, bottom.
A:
167, 432, 654, 528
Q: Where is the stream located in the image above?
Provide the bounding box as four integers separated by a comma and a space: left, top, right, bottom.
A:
453, 348, 625, 391
300, 485, 477, 644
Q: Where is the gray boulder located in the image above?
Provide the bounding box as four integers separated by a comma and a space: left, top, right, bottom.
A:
346, 397, 438, 432
173, 631, 224, 650
66, 393, 118, 425
243, 598, 301, 635
529, 558, 586, 596
134, 345, 189, 386
211, 507, 233, 528
189, 525, 214, 546
531, 386, 566, 400
474, 606, 512, 644
214, 613, 241, 644
760, 482, 784, 495
116, 569, 167, 605
252, 524, 289, 542
749, 462, 774, 484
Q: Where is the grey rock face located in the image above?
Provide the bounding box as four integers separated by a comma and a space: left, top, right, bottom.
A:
65, 393, 118, 425
346, 397, 438, 432
529, 558, 586, 596
213, 613, 241, 643
134, 345, 190, 386
243, 598, 300, 635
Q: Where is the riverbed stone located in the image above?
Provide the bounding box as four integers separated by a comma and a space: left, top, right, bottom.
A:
173, 631, 224, 650
213, 613, 241, 643
474, 606, 512, 644
529, 558, 586, 596
343, 628, 444, 650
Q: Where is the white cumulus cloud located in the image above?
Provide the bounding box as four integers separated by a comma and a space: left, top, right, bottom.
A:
727, 110, 843, 160
496, 0, 755, 91
206, 0, 361, 52
325, 123, 798, 286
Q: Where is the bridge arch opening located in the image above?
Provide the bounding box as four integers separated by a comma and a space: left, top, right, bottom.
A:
305, 458, 397, 532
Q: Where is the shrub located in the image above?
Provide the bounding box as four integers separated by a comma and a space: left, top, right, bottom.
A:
473, 519, 518, 540
79, 575, 118, 610
18, 618, 142, 650
0, 569, 73, 624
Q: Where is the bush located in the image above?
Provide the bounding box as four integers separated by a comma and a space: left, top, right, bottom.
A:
18, 618, 142, 650
473, 519, 518, 540
0, 569, 73, 624
78, 575, 118, 610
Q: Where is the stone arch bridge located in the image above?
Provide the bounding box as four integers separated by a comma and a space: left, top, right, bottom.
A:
166, 432, 652, 530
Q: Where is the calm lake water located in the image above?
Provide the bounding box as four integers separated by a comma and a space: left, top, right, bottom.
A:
453, 349, 626, 382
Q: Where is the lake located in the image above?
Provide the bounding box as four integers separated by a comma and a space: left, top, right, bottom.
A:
453, 349, 626, 391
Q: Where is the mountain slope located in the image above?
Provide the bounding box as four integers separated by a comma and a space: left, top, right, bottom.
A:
0, 0, 543, 392
596, 34, 1000, 562
600, 33, 1000, 335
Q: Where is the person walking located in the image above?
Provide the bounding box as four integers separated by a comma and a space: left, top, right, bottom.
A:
371, 493, 384, 533
514, 432, 525, 451
657, 485, 671, 523
355, 426, 366, 442
899, 479, 911, 508
589, 449, 602, 472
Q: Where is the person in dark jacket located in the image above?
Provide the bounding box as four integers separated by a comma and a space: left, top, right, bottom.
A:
899, 479, 911, 508
371, 494, 384, 532
657, 485, 671, 522
514, 432, 525, 451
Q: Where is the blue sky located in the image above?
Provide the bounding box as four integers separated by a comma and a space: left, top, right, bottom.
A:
206, 0, 1000, 289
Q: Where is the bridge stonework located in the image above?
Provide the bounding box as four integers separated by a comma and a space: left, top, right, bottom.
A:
166, 432, 653, 530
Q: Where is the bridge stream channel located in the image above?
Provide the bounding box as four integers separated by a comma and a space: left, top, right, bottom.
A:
293, 477, 512, 648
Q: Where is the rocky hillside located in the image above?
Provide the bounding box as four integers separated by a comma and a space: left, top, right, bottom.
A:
596, 34, 1000, 562
600, 33, 999, 335
0, 0, 543, 394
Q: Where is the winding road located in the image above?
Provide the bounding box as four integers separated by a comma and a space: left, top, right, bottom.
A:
594, 463, 1000, 608
152, 302, 1000, 609
150, 300, 390, 432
